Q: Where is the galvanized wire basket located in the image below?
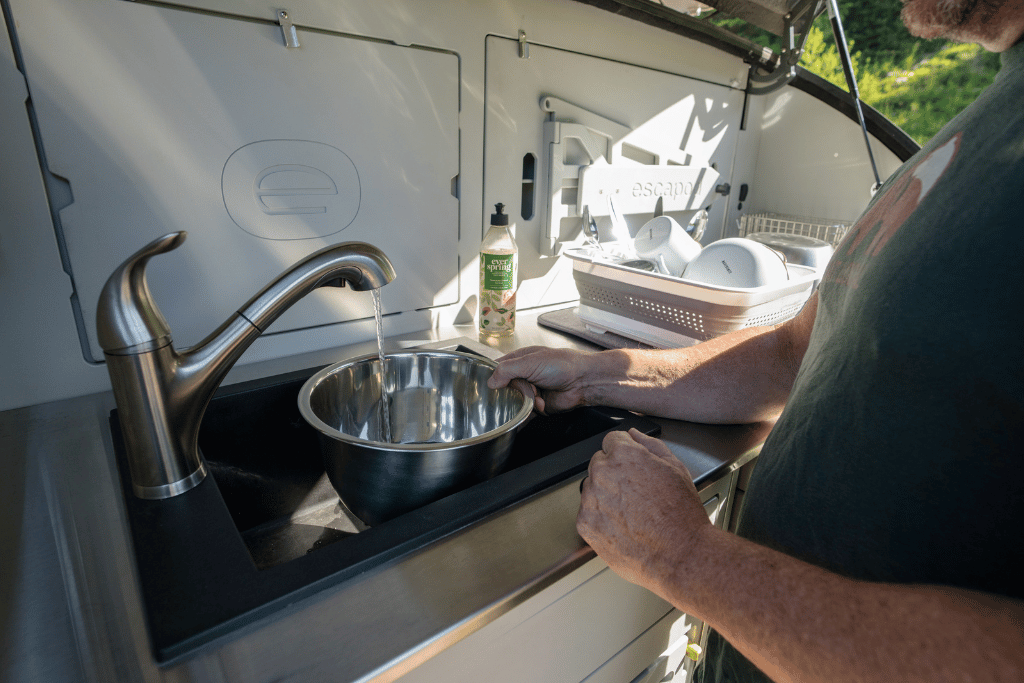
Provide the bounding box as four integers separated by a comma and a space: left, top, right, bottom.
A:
737, 212, 852, 247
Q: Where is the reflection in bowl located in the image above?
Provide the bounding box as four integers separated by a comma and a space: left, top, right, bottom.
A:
298, 350, 532, 526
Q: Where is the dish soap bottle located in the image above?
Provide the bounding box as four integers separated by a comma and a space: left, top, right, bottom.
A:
479, 203, 518, 340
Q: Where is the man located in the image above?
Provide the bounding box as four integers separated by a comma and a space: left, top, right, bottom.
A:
487, 0, 1024, 680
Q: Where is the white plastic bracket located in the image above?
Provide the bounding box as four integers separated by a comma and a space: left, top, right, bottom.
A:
540, 96, 628, 255
538, 95, 719, 256
578, 165, 719, 216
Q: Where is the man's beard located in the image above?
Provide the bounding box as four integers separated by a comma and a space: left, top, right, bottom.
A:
901, 0, 1003, 40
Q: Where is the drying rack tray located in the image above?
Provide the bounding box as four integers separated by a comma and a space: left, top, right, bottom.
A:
566, 247, 816, 346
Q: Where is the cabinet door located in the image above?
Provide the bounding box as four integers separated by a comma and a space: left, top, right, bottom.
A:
13, 0, 458, 358
397, 559, 674, 683
484, 36, 744, 309
398, 481, 733, 683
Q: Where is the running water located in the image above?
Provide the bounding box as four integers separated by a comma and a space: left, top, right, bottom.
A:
373, 288, 392, 443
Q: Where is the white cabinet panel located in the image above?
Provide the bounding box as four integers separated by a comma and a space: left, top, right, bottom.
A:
14, 0, 458, 358
583, 608, 697, 683
397, 560, 674, 683
484, 36, 745, 310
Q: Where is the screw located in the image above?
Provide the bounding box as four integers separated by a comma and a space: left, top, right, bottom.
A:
279, 10, 288, 19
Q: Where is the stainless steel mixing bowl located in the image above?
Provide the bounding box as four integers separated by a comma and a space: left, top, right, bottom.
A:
297, 350, 532, 526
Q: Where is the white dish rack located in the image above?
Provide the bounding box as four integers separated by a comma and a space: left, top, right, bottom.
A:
566, 247, 818, 348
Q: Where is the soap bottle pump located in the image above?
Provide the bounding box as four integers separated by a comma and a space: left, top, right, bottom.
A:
479, 203, 518, 340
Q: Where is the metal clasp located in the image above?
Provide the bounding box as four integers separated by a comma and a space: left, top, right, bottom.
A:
518, 30, 529, 59
277, 9, 300, 48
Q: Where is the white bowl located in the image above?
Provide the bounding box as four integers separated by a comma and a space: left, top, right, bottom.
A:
682, 238, 789, 288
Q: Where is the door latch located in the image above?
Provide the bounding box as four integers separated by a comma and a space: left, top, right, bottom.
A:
277, 9, 300, 48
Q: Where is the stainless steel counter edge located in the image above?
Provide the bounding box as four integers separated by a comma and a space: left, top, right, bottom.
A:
1, 309, 770, 683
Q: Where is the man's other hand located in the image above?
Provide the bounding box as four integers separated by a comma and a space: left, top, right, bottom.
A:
577, 428, 712, 595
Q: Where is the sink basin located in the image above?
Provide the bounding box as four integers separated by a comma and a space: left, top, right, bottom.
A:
198, 367, 367, 569
201, 354, 640, 570
111, 344, 660, 663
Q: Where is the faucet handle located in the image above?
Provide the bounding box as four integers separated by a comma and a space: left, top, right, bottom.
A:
97, 231, 186, 355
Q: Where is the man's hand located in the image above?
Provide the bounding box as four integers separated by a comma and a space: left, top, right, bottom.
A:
577, 428, 711, 596
487, 346, 595, 414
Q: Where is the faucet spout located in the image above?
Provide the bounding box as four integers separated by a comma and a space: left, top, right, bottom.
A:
237, 241, 396, 333
97, 231, 397, 500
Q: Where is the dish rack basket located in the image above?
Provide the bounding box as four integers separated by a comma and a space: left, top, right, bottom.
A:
737, 212, 852, 247
567, 248, 818, 348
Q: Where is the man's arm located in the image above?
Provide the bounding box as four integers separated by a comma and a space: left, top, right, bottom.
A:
579, 429, 1024, 683
489, 293, 818, 424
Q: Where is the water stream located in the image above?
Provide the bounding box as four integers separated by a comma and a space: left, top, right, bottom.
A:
372, 288, 392, 444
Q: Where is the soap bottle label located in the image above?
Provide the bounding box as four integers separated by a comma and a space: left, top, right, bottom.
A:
479, 254, 517, 336
483, 254, 515, 290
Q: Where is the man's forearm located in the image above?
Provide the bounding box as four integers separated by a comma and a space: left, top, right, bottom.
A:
581, 293, 816, 424
581, 325, 797, 424
490, 295, 815, 422
654, 526, 1024, 683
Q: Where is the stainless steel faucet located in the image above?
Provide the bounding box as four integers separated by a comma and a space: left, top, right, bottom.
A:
96, 231, 397, 500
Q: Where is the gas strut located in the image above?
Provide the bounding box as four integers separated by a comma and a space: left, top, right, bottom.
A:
825, 0, 883, 193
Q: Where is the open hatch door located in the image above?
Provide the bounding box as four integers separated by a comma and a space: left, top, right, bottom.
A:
571, 0, 826, 94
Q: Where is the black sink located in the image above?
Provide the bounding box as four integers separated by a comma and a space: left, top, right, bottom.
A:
111, 350, 660, 663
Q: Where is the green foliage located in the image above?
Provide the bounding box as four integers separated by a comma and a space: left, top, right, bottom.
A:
707, 0, 938, 63
709, 0, 944, 64
866, 45, 1000, 142
798, 24, 1001, 144
707, 0, 999, 145
827, 0, 945, 60
800, 23, 860, 90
